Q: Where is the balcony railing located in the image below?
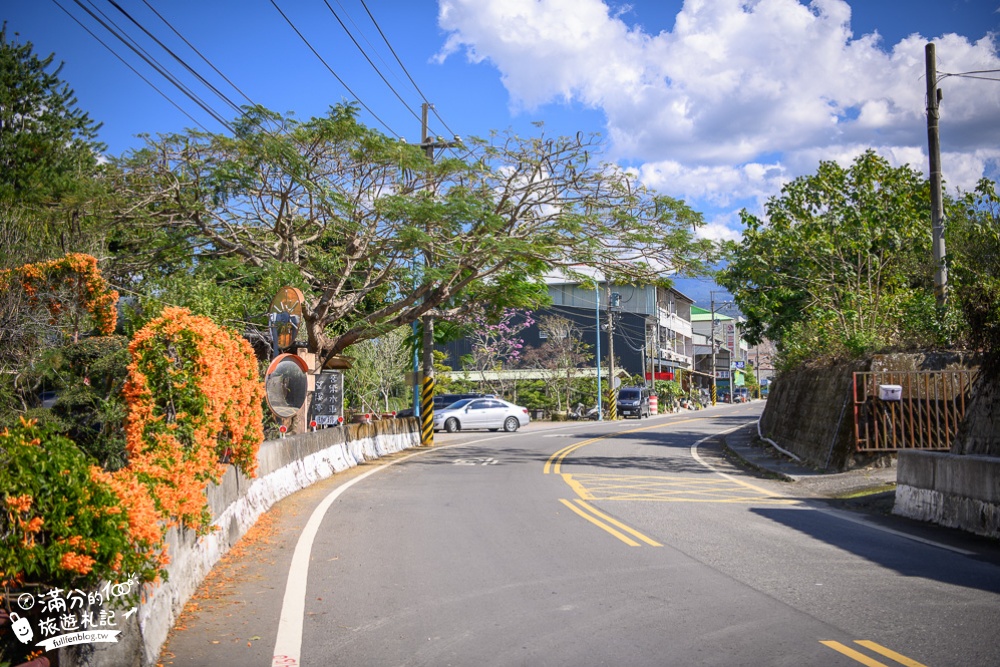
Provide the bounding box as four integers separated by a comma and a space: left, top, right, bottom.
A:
658, 310, 692, 338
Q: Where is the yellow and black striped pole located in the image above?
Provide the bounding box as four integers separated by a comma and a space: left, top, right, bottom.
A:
607, 388, 617, 420
420, 376, 435, 446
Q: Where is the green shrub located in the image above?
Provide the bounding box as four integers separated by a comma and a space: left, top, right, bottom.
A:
0, 419, 158, 592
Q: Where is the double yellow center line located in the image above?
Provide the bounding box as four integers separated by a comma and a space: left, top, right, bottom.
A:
545, 419, 705, 547
544, 418, 704, 476
558, 498, 662, 547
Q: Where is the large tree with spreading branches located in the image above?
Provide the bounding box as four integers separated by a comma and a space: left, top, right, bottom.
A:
115, 105, 716, 365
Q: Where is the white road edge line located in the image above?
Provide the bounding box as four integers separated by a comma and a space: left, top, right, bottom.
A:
270, 434, 509, 667
690, 423, 975, 557
812, 506, 976, 556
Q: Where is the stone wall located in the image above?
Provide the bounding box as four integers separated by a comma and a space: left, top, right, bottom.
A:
62, 419, 420, 667
758, 360, 867, 470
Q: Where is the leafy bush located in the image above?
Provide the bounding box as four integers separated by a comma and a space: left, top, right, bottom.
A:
48, 336, 131, 470
0, 419, 160, 591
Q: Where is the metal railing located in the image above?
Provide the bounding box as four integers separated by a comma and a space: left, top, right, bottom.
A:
853, 370, 977, 452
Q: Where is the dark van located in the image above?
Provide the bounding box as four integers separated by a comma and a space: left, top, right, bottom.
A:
617, 386, 651, 419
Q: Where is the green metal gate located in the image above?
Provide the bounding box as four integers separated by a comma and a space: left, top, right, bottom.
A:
853, 370, 977, 453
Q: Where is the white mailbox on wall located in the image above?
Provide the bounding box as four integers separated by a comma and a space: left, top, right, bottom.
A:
878, 384, 902, 401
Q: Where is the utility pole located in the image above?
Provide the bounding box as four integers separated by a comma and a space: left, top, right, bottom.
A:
594, 284, 603, 420
710, 293, 718, 406
925, 42, 948, 307
417, 102, 461, 446
607, 284, 619, 420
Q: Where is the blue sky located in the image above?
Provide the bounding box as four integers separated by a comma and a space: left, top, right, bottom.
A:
5, 1, 1000, 303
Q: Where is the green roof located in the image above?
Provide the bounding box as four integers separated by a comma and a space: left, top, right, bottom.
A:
690, 305, 734, 321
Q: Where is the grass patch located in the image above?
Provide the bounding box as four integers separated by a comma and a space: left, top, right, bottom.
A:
832, 483, 897, 499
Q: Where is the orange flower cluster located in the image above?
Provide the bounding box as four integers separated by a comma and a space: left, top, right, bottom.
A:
1, 419, 148, 588
0, 253, 118, 336
59, 551, 97, 575
90, 466, 166, 571
4, 493, 44, 548
119, 307, 264, 533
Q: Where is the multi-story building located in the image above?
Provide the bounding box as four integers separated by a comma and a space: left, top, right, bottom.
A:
690, 306, 750, 396
438, 270, 697, 384
543, 272, 696, 381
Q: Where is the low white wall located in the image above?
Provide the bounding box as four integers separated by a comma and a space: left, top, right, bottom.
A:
62, 420, 419, 667
893, 450, 1000, 539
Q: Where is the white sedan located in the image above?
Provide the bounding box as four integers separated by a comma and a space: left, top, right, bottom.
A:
433, 397, 530, 433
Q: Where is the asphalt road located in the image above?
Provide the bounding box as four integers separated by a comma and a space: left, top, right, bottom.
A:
161, 404, 1000, 667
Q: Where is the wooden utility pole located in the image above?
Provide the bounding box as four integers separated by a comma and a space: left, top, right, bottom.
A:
925, 42, 948, 306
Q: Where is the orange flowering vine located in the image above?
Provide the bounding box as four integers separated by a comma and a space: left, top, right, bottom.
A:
0, 420, 160, 590
122, 307, 264, 533
0, 252, 118, 338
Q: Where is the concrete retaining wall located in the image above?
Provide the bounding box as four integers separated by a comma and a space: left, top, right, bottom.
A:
759, 360, 866, 470
893, 450, 1000, 539
63, 419, 420, 667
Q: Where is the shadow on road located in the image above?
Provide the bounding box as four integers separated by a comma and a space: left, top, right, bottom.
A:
751, 506, 1000, 595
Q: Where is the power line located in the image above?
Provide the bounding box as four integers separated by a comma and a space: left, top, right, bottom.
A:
69, 0, 234, 131
269, 0, 399, 138
105, 0, 245, 118
139, 0, 257, 108
357, 0, 458, 139
50, 0, 210, 133
320, 0, 422, 125
941, 73, 1000, 83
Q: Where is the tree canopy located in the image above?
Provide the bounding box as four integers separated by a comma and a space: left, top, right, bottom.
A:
0, 23, 110, 267
115, 104, 717, 364
719, 150, 942, 365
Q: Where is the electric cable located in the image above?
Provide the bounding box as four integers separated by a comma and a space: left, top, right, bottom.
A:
940, 72, 1000, 83
83, 0, 233, 127
320, 0, 422, 125
269, 0, 399, 138
357, 0, 459, 138
139, 0, 257, 108
106, 0, 246, 118
50, 0, 210, 133
70, 0, 234, 131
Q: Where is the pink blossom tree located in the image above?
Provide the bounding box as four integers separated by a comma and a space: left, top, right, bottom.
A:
464, 308, 535, 398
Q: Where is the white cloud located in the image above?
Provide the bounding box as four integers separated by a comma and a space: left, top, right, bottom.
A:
637, 159, 788, 208
697, 213, 744, 243
437, 0, 1000, 214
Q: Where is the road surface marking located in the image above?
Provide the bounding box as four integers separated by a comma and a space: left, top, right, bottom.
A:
558, 498, 641, 546
562, 472, 793, 504
544, 417, 705, 475
689, 428, 785, 498
812, 508, 975, 556
854, 640, 930, 667
272, 434, 508, 667
821, 641, 892, 667
820, 640, 928, 667
573, 499, 662, 546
